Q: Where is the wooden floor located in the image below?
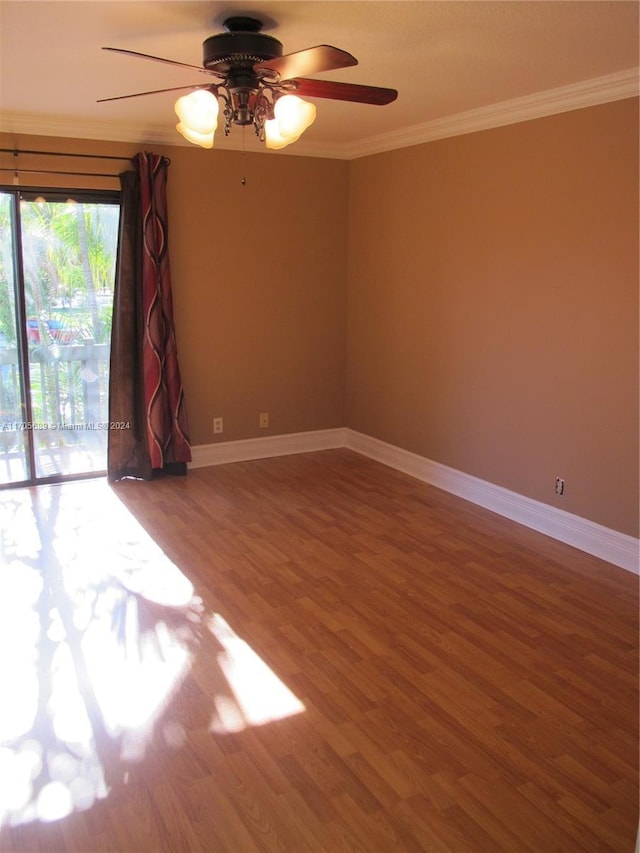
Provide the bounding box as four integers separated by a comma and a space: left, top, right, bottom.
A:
0, 449, 637, 852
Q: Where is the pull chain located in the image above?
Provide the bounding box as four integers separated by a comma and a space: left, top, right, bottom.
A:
241, 127, 247, 187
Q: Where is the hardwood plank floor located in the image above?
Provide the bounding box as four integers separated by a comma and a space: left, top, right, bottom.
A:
0, 449, 637, 852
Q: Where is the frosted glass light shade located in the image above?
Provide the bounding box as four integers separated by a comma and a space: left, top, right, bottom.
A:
264, 118, 293, 150
274, 95, 316, 137
175, 90, 219, 148
176, 125, 216, 148
264, 95, 316, 150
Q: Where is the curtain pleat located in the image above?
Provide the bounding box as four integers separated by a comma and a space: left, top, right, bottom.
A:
107, 153, 191, 482
107, 169, 152, 481
138, 153, 191, 472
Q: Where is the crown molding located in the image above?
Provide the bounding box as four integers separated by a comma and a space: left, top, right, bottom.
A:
346, 67, 640, 159
1, 68, 637, 160
0, 110, 348, 160
0, 112, 176, 147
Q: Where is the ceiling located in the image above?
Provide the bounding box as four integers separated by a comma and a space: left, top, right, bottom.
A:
1, 1, 638, 159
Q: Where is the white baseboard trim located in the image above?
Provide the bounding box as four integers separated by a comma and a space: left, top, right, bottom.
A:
345, 430, 639, 575
189, 427, 348, 469
188, 427, 639, 574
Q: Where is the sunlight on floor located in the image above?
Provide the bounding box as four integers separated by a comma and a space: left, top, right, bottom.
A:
0, 478, 305, 830
209, 613, 305, 733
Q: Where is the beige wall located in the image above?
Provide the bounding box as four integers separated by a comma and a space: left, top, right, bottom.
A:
166, 147, 349, 444
3, 98, 638, 538
1, 135, 350, 447
346, 99, 639, 537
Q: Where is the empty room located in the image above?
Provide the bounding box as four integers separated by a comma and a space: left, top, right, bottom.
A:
0, 1, 638, 851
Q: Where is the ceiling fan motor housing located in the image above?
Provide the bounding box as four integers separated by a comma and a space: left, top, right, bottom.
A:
202, 17, 284, 126
202, 17, 283, 73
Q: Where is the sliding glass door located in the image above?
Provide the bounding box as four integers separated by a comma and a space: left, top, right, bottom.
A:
0, 189, 120, 486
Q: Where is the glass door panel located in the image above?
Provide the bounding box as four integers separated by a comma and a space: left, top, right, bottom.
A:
0, 192, 30, 484
0, 190, 119, 485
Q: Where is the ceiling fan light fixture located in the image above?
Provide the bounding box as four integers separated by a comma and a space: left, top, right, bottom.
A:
263, 118, 299, 150
264, 95, 316, 150
274, 94, 316, 137
176, 123, 216, 148
101, 16, 398, 152
175, 89, 219, 148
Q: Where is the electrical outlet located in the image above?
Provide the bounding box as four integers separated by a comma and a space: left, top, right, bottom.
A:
259, 412, 269, 429
555, 477, 565, 496
213, 417, 223, 434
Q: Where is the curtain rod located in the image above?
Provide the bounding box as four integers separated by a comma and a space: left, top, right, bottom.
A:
1, 148, 170, 178
0, 167, 119, 179
0, 147, 132, 162
1, 148, 170, 165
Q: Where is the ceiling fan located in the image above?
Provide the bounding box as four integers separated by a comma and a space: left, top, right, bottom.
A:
99, 15, 398, 150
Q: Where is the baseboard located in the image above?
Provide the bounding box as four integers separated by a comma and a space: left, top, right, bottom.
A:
189, 427, 638, 574
345, 430, 639, 575
189, 427, 348, 468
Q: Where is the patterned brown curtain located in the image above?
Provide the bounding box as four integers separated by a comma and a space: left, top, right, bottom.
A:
108, 153, 191, 481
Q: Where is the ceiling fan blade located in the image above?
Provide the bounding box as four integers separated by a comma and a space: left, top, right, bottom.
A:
293, 78, 398, 105
256, 45, 357, 80
97, 84, 212, 103
102, 46, 220, 77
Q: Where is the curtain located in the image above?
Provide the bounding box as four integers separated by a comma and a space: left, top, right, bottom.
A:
108, 153, 191, 481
